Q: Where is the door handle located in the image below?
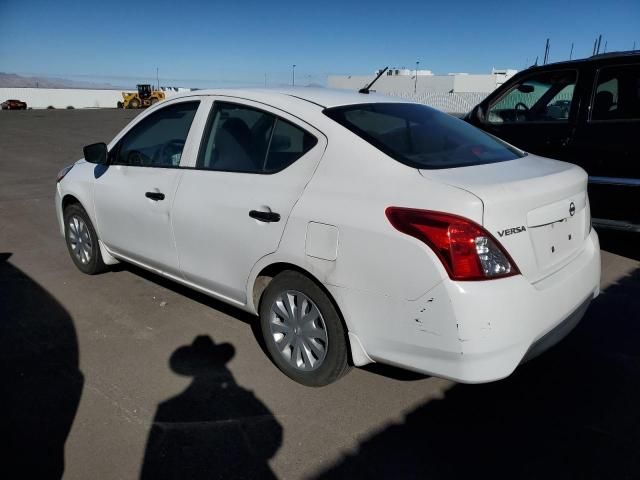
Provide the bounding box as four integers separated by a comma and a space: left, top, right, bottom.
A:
145, 191, 165, 201
249, 210, 281, 223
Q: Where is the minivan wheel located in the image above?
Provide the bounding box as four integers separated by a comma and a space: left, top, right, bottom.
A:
63, 204, 107, 275
259, 271, 350, 386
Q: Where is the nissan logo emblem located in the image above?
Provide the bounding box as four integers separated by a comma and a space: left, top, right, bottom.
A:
569, 202, 576, 216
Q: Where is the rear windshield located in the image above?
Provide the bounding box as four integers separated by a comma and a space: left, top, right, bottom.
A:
323, 103, 525, 169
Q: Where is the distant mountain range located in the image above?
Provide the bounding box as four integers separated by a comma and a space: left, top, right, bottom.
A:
0, 72, 126, 89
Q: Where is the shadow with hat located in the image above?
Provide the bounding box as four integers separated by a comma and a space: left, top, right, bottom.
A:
140, 335, 283, 480
0, 252, 84, 479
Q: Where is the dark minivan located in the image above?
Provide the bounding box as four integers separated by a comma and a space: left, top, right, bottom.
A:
466, 51, 640, 232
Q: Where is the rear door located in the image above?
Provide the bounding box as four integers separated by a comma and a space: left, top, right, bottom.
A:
483, 69, 581, 161
172, 98, 326, 304
571, 63, 640, 227
94, 99, 202, 276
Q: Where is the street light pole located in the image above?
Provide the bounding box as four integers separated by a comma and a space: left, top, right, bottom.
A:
292, 64, 296, 86
414, 61, 419, 94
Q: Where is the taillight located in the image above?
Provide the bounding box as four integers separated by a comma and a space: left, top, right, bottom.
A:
385, 207, 519, 281
56, 164, 74, 182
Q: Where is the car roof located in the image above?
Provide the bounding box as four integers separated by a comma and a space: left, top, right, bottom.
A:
168, 87, 408, 109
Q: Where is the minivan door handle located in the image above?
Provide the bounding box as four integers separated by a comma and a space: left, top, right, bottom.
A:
145, 191, 165, 201
249, 210, 281, 223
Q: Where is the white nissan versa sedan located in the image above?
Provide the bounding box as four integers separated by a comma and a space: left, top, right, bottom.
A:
55, 88, 601, 386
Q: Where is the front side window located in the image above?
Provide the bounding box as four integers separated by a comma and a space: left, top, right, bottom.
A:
324, 103, 524, 170
488, 70, 577, 124
591, 64, 640, 121
113, 101, 199, 167
197, 102, 317, 173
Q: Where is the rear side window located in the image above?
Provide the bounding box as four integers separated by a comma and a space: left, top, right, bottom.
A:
197, 102, 317, 173
591, 64, 640, 122
113, 101, 199, 167
324, 103, 524, 170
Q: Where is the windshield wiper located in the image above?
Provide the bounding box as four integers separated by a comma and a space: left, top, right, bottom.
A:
359, 67, 389, 94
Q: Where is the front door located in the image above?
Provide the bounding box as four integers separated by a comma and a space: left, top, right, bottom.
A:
172, 99, 326, 304
483, 69, 580, 161
94, 100, 201, 275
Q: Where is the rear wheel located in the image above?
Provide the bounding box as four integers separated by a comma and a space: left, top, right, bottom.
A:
259, 271, 350, 386
63, 204, 107, 275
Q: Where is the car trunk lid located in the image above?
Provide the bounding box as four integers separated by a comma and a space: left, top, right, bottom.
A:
420, 155, 590, 283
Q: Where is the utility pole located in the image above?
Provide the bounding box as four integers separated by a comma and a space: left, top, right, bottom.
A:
292, 64, 296, 86
569, 42, 574, 60
593, 38, 598, 55
604, 40, 608, 53
414, 61, 419, 94
156, 67, 159, 90
543, 38, 550, 64
596, 34, 602, 54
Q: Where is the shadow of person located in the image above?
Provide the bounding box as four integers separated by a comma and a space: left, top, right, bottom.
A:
140, 335, 283, 480
0, 253, 84, 479
313, 268, 640, 480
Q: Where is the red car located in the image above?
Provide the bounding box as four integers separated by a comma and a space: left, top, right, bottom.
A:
1, 99, 27, 110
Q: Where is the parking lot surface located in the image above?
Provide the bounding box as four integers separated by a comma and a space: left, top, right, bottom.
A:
2, 109, 639, 479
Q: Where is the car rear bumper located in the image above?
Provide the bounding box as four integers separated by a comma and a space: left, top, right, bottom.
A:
334, 229, 600, 383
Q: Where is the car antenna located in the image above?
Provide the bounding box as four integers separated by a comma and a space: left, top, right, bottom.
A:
359, 67, 388, 94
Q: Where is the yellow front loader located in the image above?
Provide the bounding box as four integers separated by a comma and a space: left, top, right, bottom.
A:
117, 84, 165, 109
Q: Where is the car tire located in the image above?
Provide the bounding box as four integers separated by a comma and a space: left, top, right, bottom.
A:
63, 203, 107, 275
259, 270, 351, 386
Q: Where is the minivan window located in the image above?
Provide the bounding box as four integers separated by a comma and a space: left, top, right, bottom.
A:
487, 70, 577, 124
197, 102, 317, 173
113, 101, 199, 167
324, 103, 524, 169
591, 65, 640, 121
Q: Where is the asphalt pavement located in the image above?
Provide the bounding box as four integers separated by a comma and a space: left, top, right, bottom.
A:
1, 109, 639, 479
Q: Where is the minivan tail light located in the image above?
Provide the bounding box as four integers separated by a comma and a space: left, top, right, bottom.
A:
385, 207, 519, 281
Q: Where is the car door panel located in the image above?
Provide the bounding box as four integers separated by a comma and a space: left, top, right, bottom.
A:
571, 63, 640, 225
94, 166, 183, 274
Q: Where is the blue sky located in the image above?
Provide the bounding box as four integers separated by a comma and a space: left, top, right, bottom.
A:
1, 0, 638, 88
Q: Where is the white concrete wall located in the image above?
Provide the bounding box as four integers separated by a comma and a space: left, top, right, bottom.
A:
0, 87, 183, 109
389, 91, 489, 114
329, 72, 513, 94
0, 88, 124, 108
328, 74, 456, 94
453, 75, 497, 93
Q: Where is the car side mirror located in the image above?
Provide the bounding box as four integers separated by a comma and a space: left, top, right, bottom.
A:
83, 142, 109, 165
517, 84, 534, 93
467, 104, 486, 124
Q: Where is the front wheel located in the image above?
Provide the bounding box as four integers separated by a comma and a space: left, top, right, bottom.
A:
259, 271, 351, 386
63, 204, 107, 275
